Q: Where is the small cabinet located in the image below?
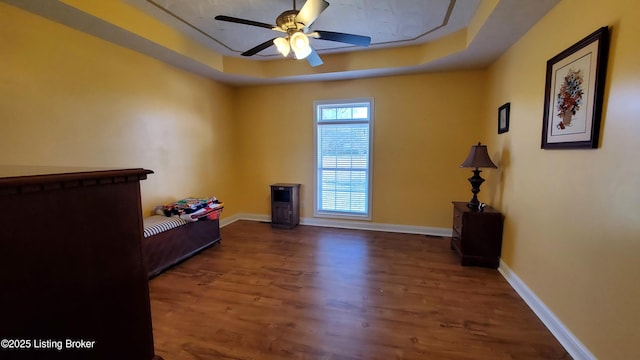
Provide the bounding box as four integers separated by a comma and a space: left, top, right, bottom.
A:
451, 201, 504, 268
270, 183, 300, 229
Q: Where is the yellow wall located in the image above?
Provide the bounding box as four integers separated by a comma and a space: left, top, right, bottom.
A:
4, 0, 640, 357
482, 0, 640, 358
233, 72, 486, 227
0, 2, 238, 216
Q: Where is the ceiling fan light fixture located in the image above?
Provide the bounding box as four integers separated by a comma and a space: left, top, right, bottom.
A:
290, 32, 311, 59
274, 37, 290, 57
215, 0, 370, 66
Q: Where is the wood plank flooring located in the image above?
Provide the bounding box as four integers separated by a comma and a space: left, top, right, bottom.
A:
148, 220, 570, 360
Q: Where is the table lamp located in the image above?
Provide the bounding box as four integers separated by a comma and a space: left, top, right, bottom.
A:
460, 142, 497, 210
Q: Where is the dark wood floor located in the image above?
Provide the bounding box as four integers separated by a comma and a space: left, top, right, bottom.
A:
148, 220, 570, 360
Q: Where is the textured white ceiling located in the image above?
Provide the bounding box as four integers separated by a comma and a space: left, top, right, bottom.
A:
131, 0, 478, 57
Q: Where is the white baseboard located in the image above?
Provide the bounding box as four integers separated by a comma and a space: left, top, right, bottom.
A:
219, 213, 268, 227
301, 216, 452, 236
498, 260, 595, 360
219, 212, 452, 237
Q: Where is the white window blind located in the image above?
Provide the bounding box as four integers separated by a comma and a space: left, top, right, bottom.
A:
314, 99, 373, 219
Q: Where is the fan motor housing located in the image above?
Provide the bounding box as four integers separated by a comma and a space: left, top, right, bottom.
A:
276, 10, 302, 33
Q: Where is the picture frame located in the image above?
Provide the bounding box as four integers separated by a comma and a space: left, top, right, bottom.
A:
498, 102, 510, 134
541, 26, 610, 149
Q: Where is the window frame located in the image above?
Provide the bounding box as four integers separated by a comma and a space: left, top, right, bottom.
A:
313, 97, 374, 220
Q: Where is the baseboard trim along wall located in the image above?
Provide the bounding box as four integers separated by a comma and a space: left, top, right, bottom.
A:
498, 260, 595, 360
219, 213, 589, 359
219, 213, 268, 228
220, 212, 452, 237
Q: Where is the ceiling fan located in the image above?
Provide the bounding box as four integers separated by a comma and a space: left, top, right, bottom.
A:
214, 0, 372, 67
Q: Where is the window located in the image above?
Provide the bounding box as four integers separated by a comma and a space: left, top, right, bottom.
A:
314, 98, 373, 219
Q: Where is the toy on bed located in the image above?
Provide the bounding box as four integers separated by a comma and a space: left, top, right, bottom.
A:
142, 196, 223, 278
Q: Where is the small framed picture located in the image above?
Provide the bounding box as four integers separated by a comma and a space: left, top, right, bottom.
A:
498, 102, 510, 134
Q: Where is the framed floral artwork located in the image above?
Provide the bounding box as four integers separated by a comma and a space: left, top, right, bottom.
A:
541, 26, 610, 149
498, 102, 510, 134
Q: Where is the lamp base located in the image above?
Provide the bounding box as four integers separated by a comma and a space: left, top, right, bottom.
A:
467, 200, 480, 210
467, 168, 485, 211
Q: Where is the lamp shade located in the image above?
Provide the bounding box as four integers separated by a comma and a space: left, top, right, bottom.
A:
274, 37, 290, 57
290, 32, 312, 59
460, 142, 497, 169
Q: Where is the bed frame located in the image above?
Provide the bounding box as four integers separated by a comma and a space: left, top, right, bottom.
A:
141, 218, 221, 278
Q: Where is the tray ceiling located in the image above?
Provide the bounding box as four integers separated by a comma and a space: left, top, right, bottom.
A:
133, 0, 474, 58
3, 0, 561, 85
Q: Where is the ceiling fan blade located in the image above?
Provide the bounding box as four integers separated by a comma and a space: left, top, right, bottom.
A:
296, 0, 329, 28
314, 30, 372, 47
241, 38, 278, 56
306, 47, 323, 67
215, 15, 275, 30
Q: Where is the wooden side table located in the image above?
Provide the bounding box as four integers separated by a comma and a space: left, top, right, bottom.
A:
451, 201, 504, 268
